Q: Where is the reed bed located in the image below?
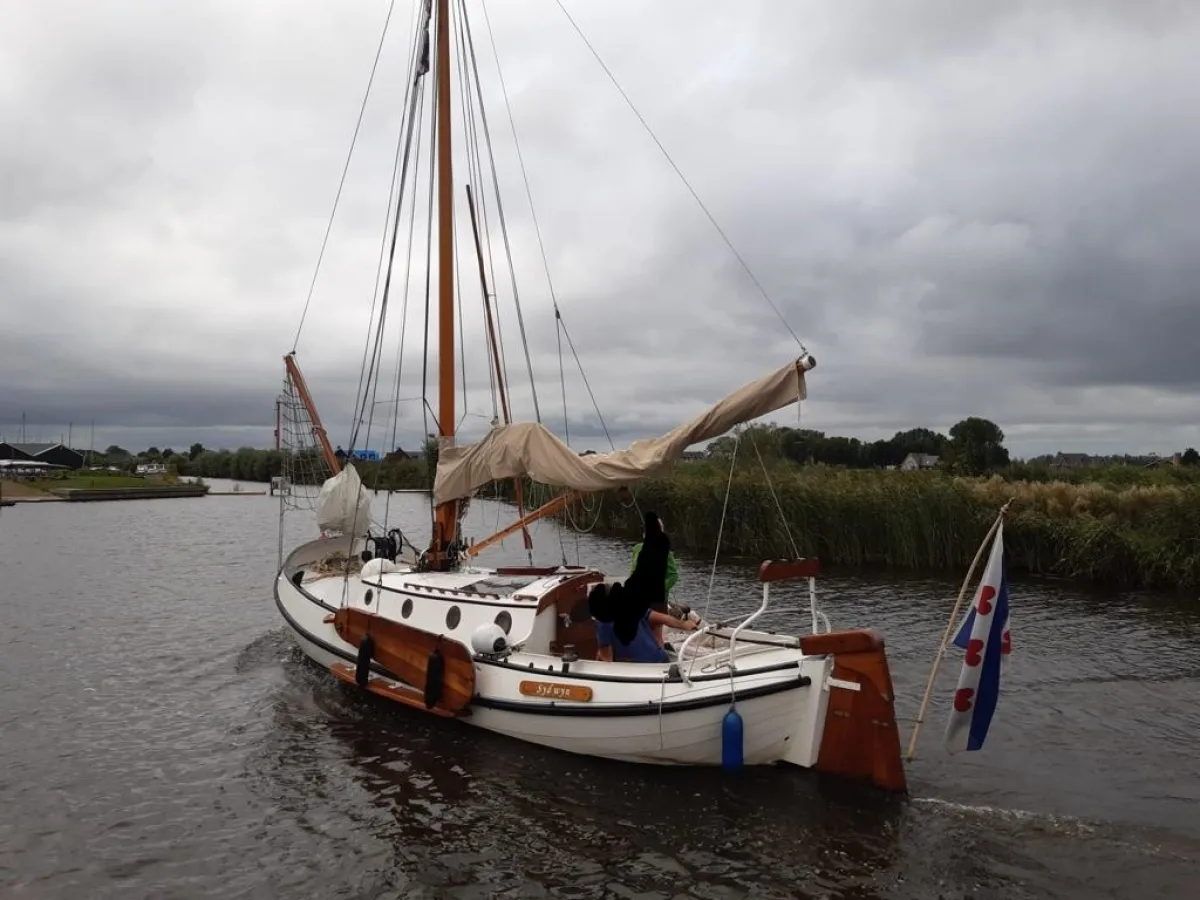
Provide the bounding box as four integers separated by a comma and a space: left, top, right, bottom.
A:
514, 465, 1200, 590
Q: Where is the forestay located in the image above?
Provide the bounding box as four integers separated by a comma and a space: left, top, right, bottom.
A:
433, 356, 813, 505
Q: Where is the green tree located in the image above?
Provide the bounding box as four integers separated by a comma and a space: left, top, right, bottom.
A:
946, 417, 1010, 476
891, 427, 949, 459
423, 434, 440, 475
105, 445, 129, 459
1182, 447, 1199, 466
188, 442, 205, 460
706, 435, 738, 458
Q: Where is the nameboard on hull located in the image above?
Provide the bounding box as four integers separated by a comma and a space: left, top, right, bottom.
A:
518, 680, 594, 702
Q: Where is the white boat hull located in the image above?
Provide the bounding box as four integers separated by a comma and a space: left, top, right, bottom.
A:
273, 537, 903, 787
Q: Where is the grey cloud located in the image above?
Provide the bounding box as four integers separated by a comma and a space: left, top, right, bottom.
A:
3, 0, 1200, 460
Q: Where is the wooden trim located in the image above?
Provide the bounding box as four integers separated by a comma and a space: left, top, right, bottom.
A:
757, 558, 821, 582
476, 656, 801, 685
800, 630, 879, 656
332, 607, 475, 713
465, 491, 582, 557
283, 353, 340, 476
533, 570, 604, 614
495, 565, 588, 576
330, 664, 462, 718
809, 628, 907, 792
472, 678, 808, 718
519, 680, 594, 702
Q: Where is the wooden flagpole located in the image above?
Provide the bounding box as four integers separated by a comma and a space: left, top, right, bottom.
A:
905, 497, 1014, 761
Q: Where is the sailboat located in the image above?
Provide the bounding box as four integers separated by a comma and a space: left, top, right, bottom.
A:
274, 0, 906, 792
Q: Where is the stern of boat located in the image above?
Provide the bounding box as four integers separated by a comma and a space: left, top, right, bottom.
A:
789, 629, 908, 792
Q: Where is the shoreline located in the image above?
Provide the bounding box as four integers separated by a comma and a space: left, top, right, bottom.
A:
484, 469, 1200, 592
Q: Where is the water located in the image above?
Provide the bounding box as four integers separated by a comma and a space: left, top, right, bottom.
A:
2, 480, 1198, 899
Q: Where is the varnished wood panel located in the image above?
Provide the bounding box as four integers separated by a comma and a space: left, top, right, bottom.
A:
333, 607, 475, 713
807, 628, 907, 793
757, 558, 821, 582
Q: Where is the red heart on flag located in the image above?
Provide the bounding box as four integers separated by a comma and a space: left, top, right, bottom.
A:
966, 638, 984, 667
978, 585, 996, 615
1001, 630, 1012, 655
954, 688, 975, 712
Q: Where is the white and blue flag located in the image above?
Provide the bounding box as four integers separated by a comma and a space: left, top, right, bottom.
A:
945, 522, 1012, 753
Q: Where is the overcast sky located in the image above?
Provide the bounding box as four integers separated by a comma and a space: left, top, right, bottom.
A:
2, 0, 1198, 459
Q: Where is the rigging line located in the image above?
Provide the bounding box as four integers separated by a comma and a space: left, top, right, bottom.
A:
748, 429, 801, 559
554, 307, 615, 449
351, 41, 429, 458
554, 297, 643, 520
420, 39, 440, 531
466, 0, 542, 422
687, 431, 739, 683
551, 0, 807, 354
453, 5, 499, 423
463, 0, 522, 420
461, 12, 511, 426
451, 8, 473, 426
351, 9, 423, 448
476, 0, 561, 347
384, 89, 428, 530
555, 314, 570, 445
292, 0, 400, 353
453, 215, 468, 422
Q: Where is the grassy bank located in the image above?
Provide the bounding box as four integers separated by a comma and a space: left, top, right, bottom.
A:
12, 471, 209, 495
503, 464, 1200, 591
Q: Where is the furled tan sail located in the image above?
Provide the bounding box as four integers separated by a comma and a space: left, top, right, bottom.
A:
433, 356, 814, 505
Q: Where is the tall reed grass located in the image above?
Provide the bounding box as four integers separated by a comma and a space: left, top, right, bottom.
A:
510, 464, 1200, 590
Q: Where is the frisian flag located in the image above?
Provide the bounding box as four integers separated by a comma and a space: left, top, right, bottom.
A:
944, 521, 1012, 753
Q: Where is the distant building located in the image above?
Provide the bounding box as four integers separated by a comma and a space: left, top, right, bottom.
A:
0, 442, 85, 470
1051, 453, 1093, 468
679, 450, 706, 462
385, 447, 413, 462
900, 453, 939, 471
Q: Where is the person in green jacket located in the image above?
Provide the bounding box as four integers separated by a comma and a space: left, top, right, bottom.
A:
631, 515, 693, 647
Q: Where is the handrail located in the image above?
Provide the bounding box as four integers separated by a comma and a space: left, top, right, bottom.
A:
677, 583, 774, 685
675, 620, 717, 684
808, 576, 830, 634
727, 582, 772, 668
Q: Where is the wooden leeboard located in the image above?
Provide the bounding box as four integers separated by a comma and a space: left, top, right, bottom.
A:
518, 680, 593, 702
329, 664, 461, 718
332, 607, 476, 713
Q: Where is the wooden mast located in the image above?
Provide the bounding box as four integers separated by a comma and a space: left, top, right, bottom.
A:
430, 0, 457, 569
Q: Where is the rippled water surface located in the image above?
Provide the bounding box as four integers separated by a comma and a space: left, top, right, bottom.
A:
2, 481, 1198, 899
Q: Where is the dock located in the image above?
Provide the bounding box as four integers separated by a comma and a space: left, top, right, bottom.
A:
49, 485, 211, 502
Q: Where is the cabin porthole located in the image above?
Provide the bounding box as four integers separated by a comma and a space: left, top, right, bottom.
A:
494, 611, 512, 635
364, 589, 374, 607
401, 598, 413, 619
446, 606, 462, 630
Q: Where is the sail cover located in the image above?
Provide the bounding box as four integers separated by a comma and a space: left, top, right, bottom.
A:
316, 463, 374, 535
433, 356, 813, 505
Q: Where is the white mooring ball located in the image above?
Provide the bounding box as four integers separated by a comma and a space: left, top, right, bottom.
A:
470, 623, 509, 656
